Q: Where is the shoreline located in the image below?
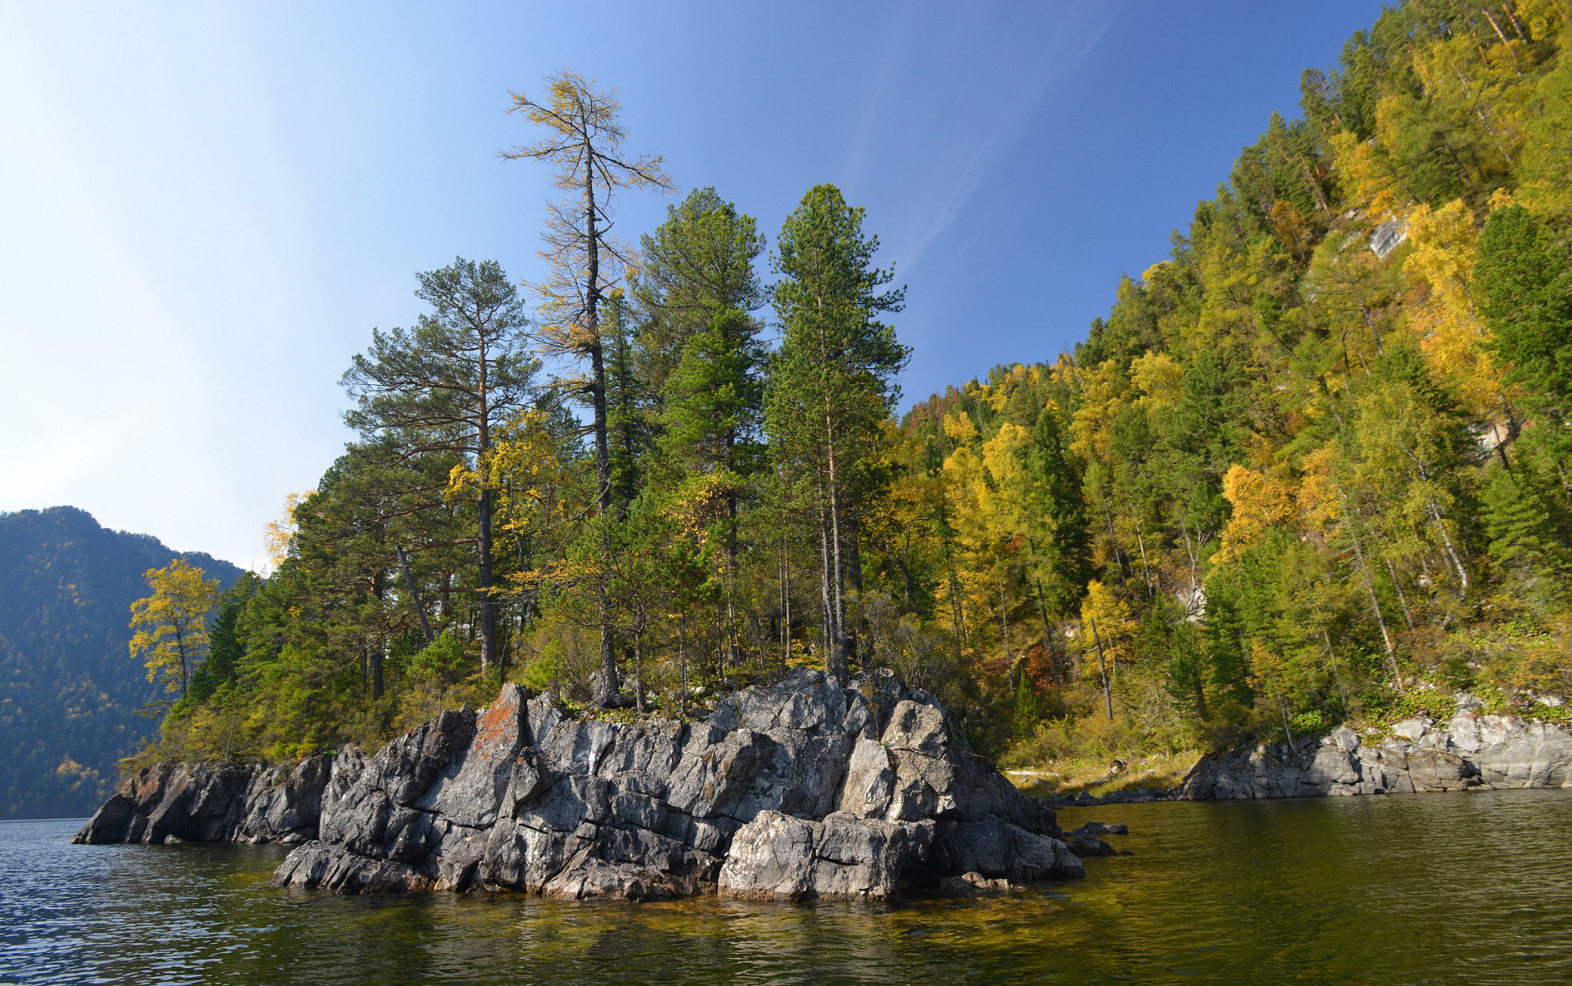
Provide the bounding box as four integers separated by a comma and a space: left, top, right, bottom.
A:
1013, 698, 1572, 808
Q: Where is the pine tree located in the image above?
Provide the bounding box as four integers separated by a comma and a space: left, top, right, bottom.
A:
766, 184, 908, 683
1480, 467, 1570, 585
631, 187, 766, 408
1476, 204, 1572, 472
341, 258, 536, 677
186, 572, 262, 706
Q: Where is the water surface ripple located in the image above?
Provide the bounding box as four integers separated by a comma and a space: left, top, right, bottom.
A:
3, 789, 1569, 984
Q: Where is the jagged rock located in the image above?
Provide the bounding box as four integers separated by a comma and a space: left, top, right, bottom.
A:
1180, 702, 1572, 801
73, 756, 330, 845
265, 670, 1080, 900
718, 810, 933, 900
932, 815, 1082, 880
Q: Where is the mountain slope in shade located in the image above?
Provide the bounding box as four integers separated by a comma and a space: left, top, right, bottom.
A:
0, 506, 244, 819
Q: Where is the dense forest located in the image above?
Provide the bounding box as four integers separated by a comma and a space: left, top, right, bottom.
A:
141, 0, 1572, 772
0, 507, 241, 818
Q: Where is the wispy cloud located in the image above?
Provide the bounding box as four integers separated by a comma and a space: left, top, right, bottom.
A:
852, 3, 1122, 277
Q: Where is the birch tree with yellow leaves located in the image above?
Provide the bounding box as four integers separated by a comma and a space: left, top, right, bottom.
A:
129, 559, 221, 701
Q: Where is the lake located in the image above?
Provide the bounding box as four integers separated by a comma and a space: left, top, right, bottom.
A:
3, 790, 1569, 985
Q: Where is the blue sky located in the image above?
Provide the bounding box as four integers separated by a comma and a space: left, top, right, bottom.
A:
0, 1, 1386, 569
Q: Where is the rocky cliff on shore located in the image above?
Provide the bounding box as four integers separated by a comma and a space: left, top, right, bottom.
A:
73, 756, 330, 844
1180, 696, 1572, 800
76, 670, 1083, 900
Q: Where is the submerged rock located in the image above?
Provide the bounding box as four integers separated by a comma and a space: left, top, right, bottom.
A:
1064, 821, 1131, 857
268, 669, 1081, 900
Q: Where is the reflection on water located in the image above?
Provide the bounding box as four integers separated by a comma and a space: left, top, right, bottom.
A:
3, 790, 1570, 985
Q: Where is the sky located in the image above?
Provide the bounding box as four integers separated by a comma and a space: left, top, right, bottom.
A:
0, 0, 1388, 571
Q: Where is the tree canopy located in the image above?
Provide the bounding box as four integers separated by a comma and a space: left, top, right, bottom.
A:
144, 5, 1572, 773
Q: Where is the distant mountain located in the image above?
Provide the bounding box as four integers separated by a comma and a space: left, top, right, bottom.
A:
0, 506, 244, 819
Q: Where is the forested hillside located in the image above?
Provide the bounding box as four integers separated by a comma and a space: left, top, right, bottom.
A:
0, 507, 242, 818
145, 0, 1572, 771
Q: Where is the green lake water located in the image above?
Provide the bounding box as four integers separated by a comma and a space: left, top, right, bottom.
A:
3, 790, 1569, 985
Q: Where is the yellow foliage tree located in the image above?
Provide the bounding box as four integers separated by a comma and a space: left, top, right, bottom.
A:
263, 490, 316, 569
1270, 199, 1312, 259
1129, 349, 1183, 412
1516, 0, 1566, 41
128, 558, 221, 699
1330, 126, 1406, 223
1079, 580, 1135, 719
505, 70, 671, 704
1296, 446, 1344, 541
449, 408, 578, 591
1513, 12, 1572, 218
941, 409, 978, 445
977, 423, 1031, 539
939, 442, 993, 648
1403, 199, 1512, 424
1069, 359, 1128, 463
1216, 464, 1298, 564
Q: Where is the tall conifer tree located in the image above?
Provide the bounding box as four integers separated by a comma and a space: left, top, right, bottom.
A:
341, 259, 536, 677
505, 71, 671, 705
766, 184, 908, 683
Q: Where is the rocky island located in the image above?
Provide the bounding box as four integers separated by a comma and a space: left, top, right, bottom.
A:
76, 670, 1085, 900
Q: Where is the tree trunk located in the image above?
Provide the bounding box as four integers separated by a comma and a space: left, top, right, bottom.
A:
780, 534, 791, 667
396, 546, 435, 645
477, 484, 497, 678
1426, 497, 1470, 597
1321, 624, 1349, 713
174, 625, 189, 698
1345, 501, 1404, 693
943, 538, 967, 650
1136, 531, 1154, 598
1274, 681, 1298, 754
678, 614, 689, 718
1384, 556, 1417, 631
371, 569, 387, 700
476, 328, 497, 678
583, 158, 619, 708
632, 628, 645, 713
1031, 575, 1057, 680
999, 576, 1011, 668
1089, 616, 1114, 722
818, 505, 839, 677
724, 428, 740, 673
825, 416, 850, 684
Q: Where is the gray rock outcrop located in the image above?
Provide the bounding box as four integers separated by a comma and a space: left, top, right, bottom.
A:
1180, 699, 1572, 800
73, 756, 330, 845
270, 669, 1082, 900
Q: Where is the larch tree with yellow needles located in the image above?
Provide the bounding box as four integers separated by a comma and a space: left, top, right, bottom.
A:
504, 69, 672, 707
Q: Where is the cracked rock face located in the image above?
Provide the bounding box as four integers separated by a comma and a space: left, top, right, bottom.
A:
270, 669, 1081, 900
1179, 701, 1572, 801
72, 756, 330, 846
